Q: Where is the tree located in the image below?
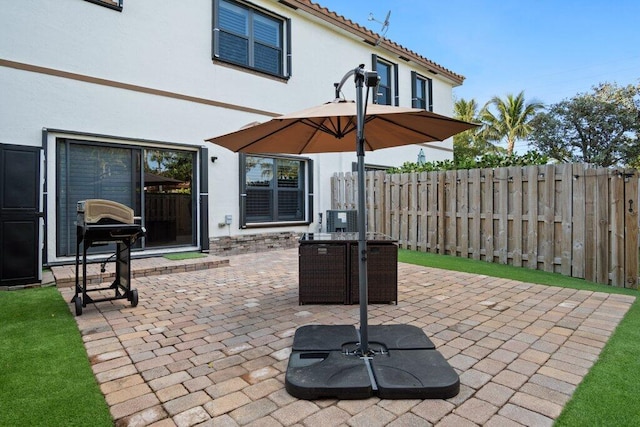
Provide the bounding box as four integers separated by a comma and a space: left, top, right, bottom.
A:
386, 150, 548, 174
528, 82, 640, 167
481, 91, 543, 154
453, 98, 503, 165
145, 150, 193, 184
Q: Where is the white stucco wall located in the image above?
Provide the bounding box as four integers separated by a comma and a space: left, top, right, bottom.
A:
0, 0, 461, 263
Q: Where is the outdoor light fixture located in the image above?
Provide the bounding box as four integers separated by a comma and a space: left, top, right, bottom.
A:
365, 70, 379, 88
417, 148, 426, 165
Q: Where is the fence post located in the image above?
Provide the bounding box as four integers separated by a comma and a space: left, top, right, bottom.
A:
428, 171, 438, 253
540, 164, 555, 272
470, 168, 481, 260
596, 168, 609, 284
374, 171, 385, 235
496, 167, 509, 264
509, 166, 523, 267
560, 164, 573, 277
572, 164, 586, 279
446, 170, 457, 256
458, 169, 470, 258
624, 170, 638, 289
409, 172, 419, 250
611, 169, 625, 286
437, 172, 446, 254
418, 171, 428, 252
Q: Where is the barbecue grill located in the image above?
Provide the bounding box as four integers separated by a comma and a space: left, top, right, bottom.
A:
73, 199, 145, 316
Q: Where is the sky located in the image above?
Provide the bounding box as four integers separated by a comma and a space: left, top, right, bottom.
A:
316, 0, 640, 108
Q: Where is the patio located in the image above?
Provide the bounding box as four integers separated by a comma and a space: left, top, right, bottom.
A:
55, 249, 634, 426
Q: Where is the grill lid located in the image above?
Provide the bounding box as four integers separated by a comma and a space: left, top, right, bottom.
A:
77, 199, 134, 225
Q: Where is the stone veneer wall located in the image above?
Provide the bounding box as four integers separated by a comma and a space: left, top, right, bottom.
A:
208, 231, 301, 255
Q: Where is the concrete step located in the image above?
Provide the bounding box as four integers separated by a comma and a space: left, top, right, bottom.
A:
52, 254, 229, 288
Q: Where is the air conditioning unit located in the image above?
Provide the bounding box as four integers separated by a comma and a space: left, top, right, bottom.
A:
326, 209, 357, 232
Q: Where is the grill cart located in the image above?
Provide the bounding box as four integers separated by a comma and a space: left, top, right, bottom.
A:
73, 199, 145, 316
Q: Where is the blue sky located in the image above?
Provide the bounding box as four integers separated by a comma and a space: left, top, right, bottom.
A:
316, 0, 640, 108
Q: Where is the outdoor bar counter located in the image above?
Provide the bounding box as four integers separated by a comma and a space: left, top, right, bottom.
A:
298, 232, 398, 305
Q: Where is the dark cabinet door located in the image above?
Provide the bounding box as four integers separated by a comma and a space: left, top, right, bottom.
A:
0, 144, 41, 286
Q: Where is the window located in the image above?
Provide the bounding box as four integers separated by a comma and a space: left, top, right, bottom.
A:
84, 0, 123, 11
412, 71, 433, 111
240, 155, 313, 227
213, 0, 291, 78
372, 54, 398, 105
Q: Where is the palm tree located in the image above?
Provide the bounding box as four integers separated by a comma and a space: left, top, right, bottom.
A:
481, 92, 543, 154
453, 98, 501, 164
454, 98, 479, 123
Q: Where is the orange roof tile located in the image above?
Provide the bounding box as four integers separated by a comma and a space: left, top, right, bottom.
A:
281, 0, 465, 85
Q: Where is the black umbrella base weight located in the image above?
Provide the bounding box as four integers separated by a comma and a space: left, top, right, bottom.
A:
285, 324, 459, 400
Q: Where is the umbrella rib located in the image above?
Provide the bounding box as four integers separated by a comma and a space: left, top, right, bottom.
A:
295, 117, 360, 153
234, 119, 300, 152
299, 117, 357, 139
299, 118, 338, 137
334, 116, 357, 137
296, 124, 328, 154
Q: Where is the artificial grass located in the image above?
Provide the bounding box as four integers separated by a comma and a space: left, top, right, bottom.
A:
0, 287, 112, 427
163, 251, 206, 261
399, 249, 638, 296
554, 300, 640, 426
399, 249, 640, 426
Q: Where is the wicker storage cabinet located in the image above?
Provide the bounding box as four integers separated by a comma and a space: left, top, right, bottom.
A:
298, 243, 348, 304
350, 243, 397, 304
299, 233, 397, 304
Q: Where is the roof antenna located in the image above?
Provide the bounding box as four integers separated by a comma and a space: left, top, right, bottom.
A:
368, 10, 391, 45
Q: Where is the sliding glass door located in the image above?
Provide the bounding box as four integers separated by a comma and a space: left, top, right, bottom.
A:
56, 139, 196, 256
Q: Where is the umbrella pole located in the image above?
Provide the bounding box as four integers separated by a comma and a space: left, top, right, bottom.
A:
354, 68, 369, 356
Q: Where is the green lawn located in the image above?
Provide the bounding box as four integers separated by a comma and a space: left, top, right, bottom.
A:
163, 251, 206, 261
399, 249, 640, 426
0, 287, 112, 427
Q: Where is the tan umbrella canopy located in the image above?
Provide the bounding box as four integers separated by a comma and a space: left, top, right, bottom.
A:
206, 99, 475, 154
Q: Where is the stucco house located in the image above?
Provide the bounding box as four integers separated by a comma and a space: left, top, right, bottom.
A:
0, 0, 465, 285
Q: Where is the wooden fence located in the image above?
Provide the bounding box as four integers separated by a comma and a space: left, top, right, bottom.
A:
331, 164, 639, 288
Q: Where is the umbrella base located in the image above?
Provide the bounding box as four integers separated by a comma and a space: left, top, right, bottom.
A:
285, 324, 459, 400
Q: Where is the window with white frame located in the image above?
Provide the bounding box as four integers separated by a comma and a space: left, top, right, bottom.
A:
240, 154, 313, 227
411, 71, 433, 111
372, 54, 398, 105
213, 0, 291, 78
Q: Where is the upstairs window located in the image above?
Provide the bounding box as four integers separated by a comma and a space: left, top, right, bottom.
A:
213, 0, 291, 78
411, 71, 433, 111
372, 54, 398, 105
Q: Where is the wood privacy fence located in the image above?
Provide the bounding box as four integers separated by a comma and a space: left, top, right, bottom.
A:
331, 164, 639, 288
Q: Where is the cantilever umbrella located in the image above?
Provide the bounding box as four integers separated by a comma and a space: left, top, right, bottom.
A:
207, 66, 477, 399
207, 98, 474, 155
